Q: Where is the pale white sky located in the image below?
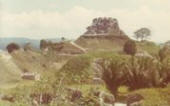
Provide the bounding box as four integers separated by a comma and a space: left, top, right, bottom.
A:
0, 0, 170, 42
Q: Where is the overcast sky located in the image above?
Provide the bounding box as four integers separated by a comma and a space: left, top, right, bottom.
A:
0, 0, 169, 42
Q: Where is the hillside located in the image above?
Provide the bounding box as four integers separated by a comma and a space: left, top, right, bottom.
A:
0, 51, 21, 87
136, 41, 160, 56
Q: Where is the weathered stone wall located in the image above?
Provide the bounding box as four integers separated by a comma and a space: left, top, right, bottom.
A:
41, 41, 85, 54
80, 35, 129, 40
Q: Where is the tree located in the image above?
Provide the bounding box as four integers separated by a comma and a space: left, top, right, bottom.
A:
97, 56, 165, 96
134, 28, 151, 41
61, 37, 65, 42
96, 56, 128, 96
123, 40, 137, 56
40, 39, 47, 50
6, 43, 20, 53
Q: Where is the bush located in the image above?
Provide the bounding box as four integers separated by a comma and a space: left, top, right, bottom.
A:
159, 46, 170, 61
101, 60, 126, 96
6, 43, 20, 53
6, 77, 57, 106
123, 40, 137, 56
124, 57, 162, 90
98, 55, 170, 96
96, 54, 129, 96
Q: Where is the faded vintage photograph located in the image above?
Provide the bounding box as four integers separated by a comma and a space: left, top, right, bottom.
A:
0, 0, 170, 106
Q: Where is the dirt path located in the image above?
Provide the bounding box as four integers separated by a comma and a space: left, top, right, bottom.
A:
70, 41, 87, 52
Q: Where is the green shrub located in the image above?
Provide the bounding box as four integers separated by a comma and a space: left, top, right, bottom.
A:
97, 54, 129, 95
159, 46, 170, 61
124, 57, 162, 90
98, 55, 170, 96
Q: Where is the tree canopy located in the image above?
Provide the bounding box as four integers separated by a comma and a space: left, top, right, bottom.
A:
134, 28, 151, 41
123, 40, 137, 56
6, 43, 20, 53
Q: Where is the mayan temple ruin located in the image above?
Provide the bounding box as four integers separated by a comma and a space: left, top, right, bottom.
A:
40, 17, 129, 53
75, 17, 129, 51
